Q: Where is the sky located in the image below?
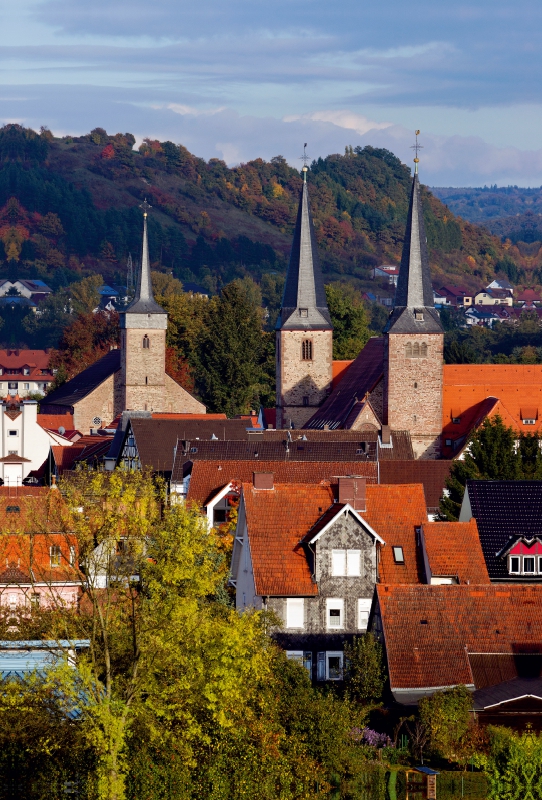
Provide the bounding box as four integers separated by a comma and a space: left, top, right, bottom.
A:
2, 0, 542, 186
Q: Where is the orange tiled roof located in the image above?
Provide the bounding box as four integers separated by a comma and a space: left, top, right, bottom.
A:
151, 413, 226, 420
366, 484, 428, 585
37, 414, 74, 431
377, 584, 542, 691
442, 365, 542, 450
243, 481, 429, 596
423, 520, 490, 584
187, 460, 378, 506
243, 482, 334, 596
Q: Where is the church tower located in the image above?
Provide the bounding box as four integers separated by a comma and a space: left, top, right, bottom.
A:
275, 167, 333, 429
117, 201, 168, 413
383, 155, 444, 458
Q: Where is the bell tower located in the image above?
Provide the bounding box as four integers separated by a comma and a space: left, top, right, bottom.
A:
383, 148, 444, 458
117, 200, 167, 414
275, 165, 333, 429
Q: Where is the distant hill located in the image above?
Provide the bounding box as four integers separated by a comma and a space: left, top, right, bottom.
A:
0, 124, 521, 295
431, 185, 542, 224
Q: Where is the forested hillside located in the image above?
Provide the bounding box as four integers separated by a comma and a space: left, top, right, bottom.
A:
431, 185, 542, 225
0, 124, 518, 295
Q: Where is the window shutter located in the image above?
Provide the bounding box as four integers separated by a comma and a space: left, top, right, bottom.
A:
286, 598, 304, 628
317, 652, 326, 681
331, 549, 346, 576
346, 550, 361, 576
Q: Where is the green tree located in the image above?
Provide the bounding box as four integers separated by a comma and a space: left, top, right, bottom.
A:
344, 633, 385, 704
418, 685, 473, 763
440, 416, 522, 520
195, 282, 265, 414
325, 282, 372, 359
70, 274, 103, 314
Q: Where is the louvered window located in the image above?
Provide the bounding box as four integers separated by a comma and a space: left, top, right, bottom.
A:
302, 340, 313, 360
142, 335, 150, 349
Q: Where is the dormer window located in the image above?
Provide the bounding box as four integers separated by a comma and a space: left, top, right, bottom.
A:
415, 311, 424, 321
508, 553, 542, 575
299, 308, 308, 318
523, 419, 536, 425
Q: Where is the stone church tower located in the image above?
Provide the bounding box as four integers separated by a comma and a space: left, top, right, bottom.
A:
383, 164, 444, 458
275, 169, 333, 429
117, 202, 168, 413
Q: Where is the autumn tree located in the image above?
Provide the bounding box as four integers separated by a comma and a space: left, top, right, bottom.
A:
325, 282, 372, 359
48, 310, 120, 386
70, 274, 103, 314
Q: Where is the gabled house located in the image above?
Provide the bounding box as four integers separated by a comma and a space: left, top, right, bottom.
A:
230, 477, 429, 680
372, 584, 542, 721
460, 480, 542, 581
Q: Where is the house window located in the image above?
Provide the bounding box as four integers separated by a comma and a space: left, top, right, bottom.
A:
286, 651, 312, 675
326, 652, 344, 680
23, 368, 30, 375
142, 335, 150, 349
509, 556, 520, 573
303, 396, 309, 406
326, 598, 344, 629
50, 545, 62, 567
358, 598, 371, 631
331, 549, 361, 576
8, 383, 17, 390
524, 557, 535, 574
8, 450, 17, 456
8, 430, 17, 437
445, 439, 452, 446
301, 340, 313, 361
452, 417, 461, 424
392, 546, 405, 564
31, 593, 40, 608
523, 419, 536, 425
23, 383, 29, 390
69, 546, 76, 567
286, 598, 304, 629
213, 508, 227, 525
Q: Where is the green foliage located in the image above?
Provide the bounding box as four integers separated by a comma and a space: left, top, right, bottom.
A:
444, 315, 542, 366
487, 725, 542, 799
195, 282, 268, 414
70, 274, 103, 314
344, 634, 385, 704
325, 283, 372, 359
418, 686, 474, 763
440, 416, 523, 520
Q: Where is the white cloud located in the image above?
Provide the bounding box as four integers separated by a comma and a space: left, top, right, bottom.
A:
283, 110, 392, 136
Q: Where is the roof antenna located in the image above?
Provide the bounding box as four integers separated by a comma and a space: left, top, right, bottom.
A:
411, 130, 422, 175
300, 143, 309, 183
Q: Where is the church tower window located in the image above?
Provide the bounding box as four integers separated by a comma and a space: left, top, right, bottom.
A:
420, 342, 427, 358
142, 335, 150, 349
302, 340, 313, 361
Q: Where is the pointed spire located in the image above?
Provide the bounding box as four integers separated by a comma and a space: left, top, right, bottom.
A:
125, 200, 166, 315
276, 172, 331, 330
385, 166, 443, 334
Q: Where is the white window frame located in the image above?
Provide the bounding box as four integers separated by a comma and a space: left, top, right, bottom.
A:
331, 549, 346, 576
326, 651, 344, 680
50, 545, 61, 567
286, 650, 312, 675
523, 556, 536, 574
393, 546, 405, 564
358, 598, 372, 631
346, 549, 361, 576
326, 598, 344, 629
286, 598, 304, 629
509, 555, 520, 574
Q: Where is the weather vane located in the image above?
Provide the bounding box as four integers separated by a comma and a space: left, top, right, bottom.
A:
410, 130, 422, 173
139, 197, 152, 216
300, 143, 309, 181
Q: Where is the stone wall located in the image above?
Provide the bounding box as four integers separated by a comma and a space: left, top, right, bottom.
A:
276, 329, 333, 429
384, 332, 443, 459
73, 374, 116, 433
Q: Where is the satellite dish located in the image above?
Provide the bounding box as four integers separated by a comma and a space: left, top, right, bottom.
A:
58, 426, 66, 435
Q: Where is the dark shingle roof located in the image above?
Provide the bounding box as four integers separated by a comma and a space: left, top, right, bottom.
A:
464, 480, 542, 580
41, 349, 121, 409
379, 460, 452, 510
305, 338, 385, 429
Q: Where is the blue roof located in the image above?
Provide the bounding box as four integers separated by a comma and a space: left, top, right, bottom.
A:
98, 285, 119, 296
0, 640, 90, 679
414, 766, 440, 775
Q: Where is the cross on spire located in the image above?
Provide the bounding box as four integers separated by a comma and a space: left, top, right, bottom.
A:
300, 143, 309, 182
410, 130, 422, 174
139, 198, 152, 216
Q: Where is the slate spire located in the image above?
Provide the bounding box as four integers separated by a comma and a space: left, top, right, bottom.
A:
384, 167, 443, 334
125, 200, 166, 315
276, 168, 332, 330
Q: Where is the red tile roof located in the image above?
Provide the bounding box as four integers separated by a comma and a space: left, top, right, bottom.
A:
379, 460, 452, 510
332, 360, 353, 388
377, 584, 542, 692
37, 414, 74, 431
151, 413, 227, 420
442, 365, 542, 444
366, 484, 428, 585
187, 460, 378, 507
0, 349, 51, 377
242, 482, 334, 596
422, 520, 490, 583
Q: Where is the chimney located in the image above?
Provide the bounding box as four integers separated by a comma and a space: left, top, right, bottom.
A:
253, 472, 274, 490
338, 476, 366, 511
381, 425, 391, 445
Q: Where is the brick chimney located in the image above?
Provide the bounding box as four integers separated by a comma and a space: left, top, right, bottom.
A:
253, 472, 274, 490
381, 425, 391, 445
338, 476, 366, 511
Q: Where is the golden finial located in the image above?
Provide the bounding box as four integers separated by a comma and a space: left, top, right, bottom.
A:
411, 130, 422, 174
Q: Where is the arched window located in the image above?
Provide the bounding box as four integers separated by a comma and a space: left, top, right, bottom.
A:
302, 340, 313, 361
405, 342, 412, 358
420, 342, 428, 358
412, 342, 420, 358
142, 335, 150, 349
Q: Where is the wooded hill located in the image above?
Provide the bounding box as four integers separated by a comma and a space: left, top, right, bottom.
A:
0, 124, 520, 294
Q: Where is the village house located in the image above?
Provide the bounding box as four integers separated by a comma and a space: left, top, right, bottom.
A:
0, 348, 54, 396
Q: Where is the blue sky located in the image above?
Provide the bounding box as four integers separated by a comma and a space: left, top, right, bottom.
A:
3, 0, 542, 185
